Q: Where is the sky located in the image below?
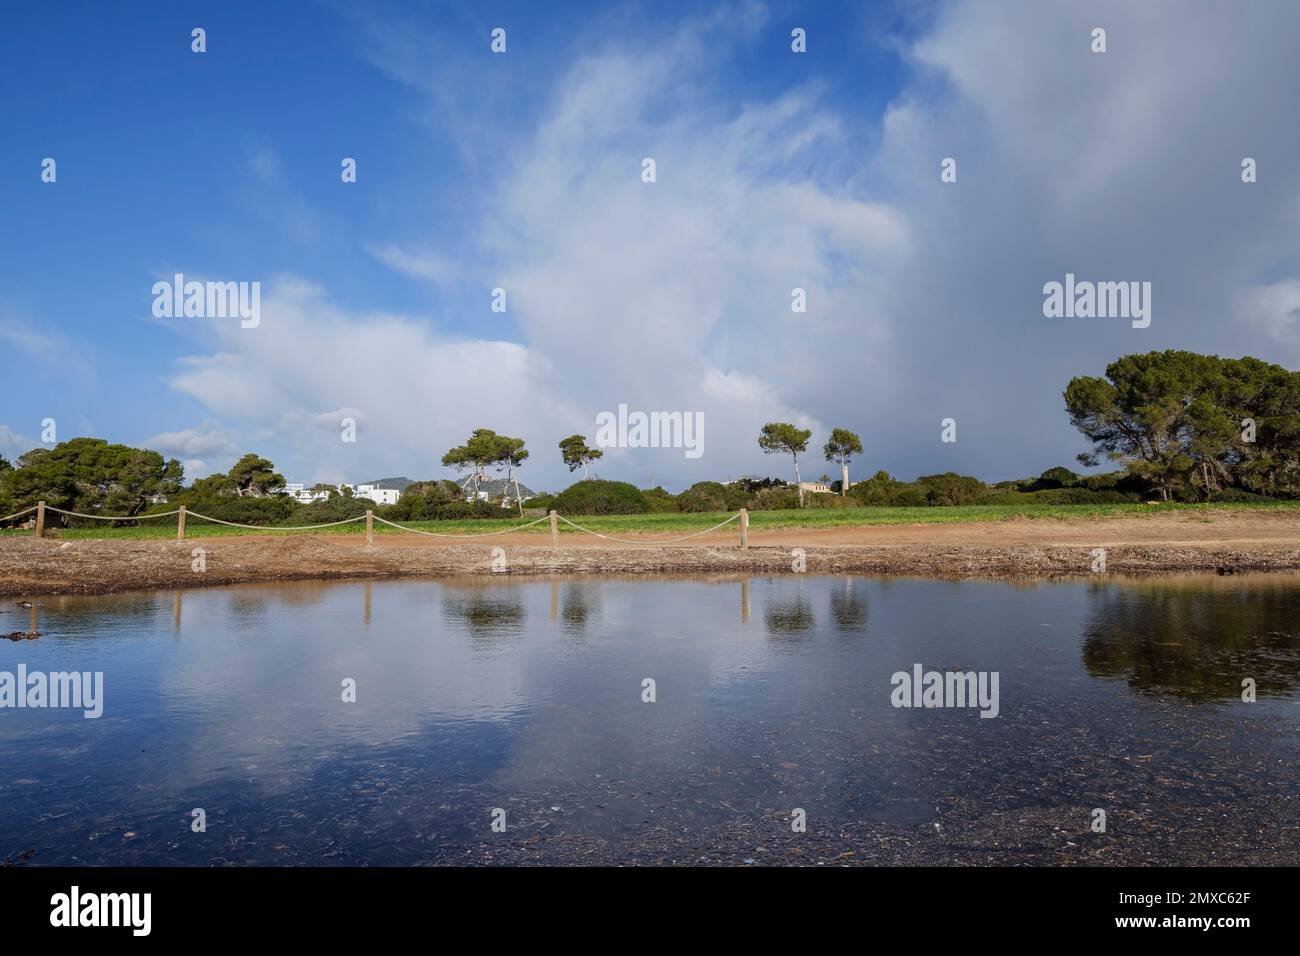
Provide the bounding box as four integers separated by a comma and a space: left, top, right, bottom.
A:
3, 0, 1299, 492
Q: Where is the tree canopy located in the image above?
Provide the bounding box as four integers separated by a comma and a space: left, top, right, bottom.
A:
227, 453, 285, 497
758, 422, 813, 505
0, 437, 182, 519
1064, 350, 1300, 500
442, 428, 503, 493
823, 427, 864, 497
559, 434, 603, 479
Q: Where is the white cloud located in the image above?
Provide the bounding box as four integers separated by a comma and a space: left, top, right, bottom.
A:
143, 422, 242, 478
168, 277, 584, 486
1236, 279, 1300, 343
366, 243, 456, 284
165, 1, 1300, 488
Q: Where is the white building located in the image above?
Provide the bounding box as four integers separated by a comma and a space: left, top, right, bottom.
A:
355, 484, 400, 506
279, 482, 402, 506
797, 481, 833, 495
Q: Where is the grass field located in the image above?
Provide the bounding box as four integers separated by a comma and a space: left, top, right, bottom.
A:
5, 500, 1300, 540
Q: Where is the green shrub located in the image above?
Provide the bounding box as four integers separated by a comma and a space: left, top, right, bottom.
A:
642, 487, 679, 513
676, 481, 727, 512
801, 491, 852, 508
553, 479, 648, 515
749, 485, 801, 510
383, 480, 473, 520
889, 485, 929, 507
1025, 488, 1139, 505
1028, 466, 1080, 491
176, 496, 299, 526
293, 496, 371, 524
1207, 488, 1277, 503
675, 480, 749, 512
916, 472, 986, 506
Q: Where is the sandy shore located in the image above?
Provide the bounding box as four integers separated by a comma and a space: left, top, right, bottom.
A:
3, 509, 1299, 596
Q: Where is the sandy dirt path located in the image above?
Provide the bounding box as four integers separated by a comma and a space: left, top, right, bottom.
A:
2, 509, 1298, 597
315, 508, 1300, 549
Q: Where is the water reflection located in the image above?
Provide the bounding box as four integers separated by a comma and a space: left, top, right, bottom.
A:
559, 584, 595, 635
439, 580, 527, 640
0, 573, 1296, 865
764, 583, 815, 638
830, 576, 868, 633
1082, 576, 1300, 701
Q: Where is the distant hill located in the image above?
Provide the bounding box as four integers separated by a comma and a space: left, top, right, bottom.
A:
364, 476, 415, 491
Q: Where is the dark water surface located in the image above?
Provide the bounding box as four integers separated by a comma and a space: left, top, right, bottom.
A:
1, 574, 1297, 865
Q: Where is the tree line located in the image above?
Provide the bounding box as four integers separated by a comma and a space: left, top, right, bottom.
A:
3, 350, 1297, 526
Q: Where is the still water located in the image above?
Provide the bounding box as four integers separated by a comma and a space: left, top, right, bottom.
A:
1, 575, 1297, 865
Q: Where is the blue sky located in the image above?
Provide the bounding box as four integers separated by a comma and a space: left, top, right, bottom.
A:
4, 1, 1300, 491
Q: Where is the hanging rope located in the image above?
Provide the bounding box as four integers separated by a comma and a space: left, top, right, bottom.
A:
183, 511, 368, 531
44, 506, 181, 521
373, 514, 550, 538
556, 512, 739, 544
11, 502, 748, 546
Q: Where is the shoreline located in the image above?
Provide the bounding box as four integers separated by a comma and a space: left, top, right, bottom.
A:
3, 530, 1299, 597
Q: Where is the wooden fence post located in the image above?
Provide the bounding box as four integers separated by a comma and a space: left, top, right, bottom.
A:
177, 505, 187, 540
550, 510, 559, 547
366, 509, 374, 546
739, 508, 748, 549
34, 501, 45, 539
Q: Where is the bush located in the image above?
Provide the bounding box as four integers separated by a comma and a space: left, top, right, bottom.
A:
1207, 488, 1277, 503
1026, 488, 1139, 505
847, 471, 928, 507
383, 480, 476, 521
675, 481, 727, 512
800, 491, 853, 508
888, 485, 929, 507
980, 487, 1139, 505
294, 495, 371, 524
417, 499, 504, 520
731, 476, 787, 494
748, 485, 801, 510
916, 472, 986, 506
1028, 466, 1080, 491
175, 496, 299, 526
642, 487, 679, 513
675, 481, 749, 512
552, 479, 648, 515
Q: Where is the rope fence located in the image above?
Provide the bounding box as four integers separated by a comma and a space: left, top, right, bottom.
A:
46, 506, 182, 521
0, 506, 37, 524
373, 513, 550, 538
557, 512, 740, 545
3, 500, 753, 549
185, 511, 367, 531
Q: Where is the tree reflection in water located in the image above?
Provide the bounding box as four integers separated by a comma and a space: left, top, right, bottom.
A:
1082, 577, 1300, 702
829, 576, 868, 635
